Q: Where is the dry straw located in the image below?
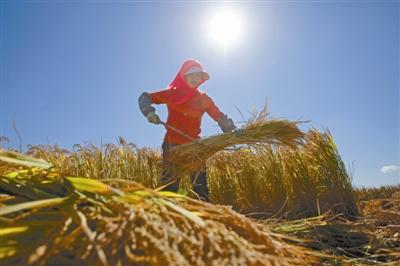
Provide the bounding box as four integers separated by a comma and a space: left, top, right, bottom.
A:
0, 150, 320, 265
167, 118, 305, 177
209, 130, 359, 219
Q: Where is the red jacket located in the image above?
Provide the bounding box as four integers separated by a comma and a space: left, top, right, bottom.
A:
150, 89, 223, 145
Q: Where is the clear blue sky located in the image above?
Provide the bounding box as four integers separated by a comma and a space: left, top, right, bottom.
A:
1, 1, 399, 187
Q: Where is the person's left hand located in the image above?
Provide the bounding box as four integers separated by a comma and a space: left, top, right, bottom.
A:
218, 114, 236, 133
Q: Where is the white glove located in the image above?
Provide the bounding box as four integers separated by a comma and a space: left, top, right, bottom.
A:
147, 111, 161, 124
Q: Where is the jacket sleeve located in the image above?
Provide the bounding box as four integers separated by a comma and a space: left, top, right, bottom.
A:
204, 94, 236, 133
205, 94, 223, 122
149, 89, 172, 104
138, 89, 171, 117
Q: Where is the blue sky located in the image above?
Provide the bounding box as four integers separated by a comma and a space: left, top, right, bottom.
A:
1, 1, 399, 187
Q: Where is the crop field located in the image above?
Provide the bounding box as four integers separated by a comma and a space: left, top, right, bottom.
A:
0, 118, 399, 265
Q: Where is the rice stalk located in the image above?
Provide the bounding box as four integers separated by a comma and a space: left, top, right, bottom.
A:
208, 130, 358, 219
0, 151, 322, 266
168, 118, 305, 177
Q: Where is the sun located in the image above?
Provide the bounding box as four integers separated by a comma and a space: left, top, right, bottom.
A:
206, 8, 244, 50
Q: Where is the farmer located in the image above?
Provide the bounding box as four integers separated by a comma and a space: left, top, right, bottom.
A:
138, 59, 236, 202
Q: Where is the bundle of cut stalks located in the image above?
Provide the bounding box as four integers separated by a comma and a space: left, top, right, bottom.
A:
168, 118, 305, 176
0, 150, 321, 266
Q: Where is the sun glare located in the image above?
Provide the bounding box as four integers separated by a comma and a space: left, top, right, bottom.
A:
206, 8, 244, 50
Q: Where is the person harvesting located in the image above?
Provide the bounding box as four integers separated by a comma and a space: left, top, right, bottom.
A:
138, 59, 236, 202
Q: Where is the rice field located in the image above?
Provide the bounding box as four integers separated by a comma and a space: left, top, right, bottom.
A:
0, 118, 399, 265
354, 184, 400, 202
23, 126, 357, 220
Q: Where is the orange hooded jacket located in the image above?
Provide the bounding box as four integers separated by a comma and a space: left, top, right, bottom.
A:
150, 60, 223, 145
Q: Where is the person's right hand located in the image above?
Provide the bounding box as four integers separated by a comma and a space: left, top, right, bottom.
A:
146, 111, 161, 124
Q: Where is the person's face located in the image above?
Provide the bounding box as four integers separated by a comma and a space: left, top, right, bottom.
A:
184, 73, 203, 88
